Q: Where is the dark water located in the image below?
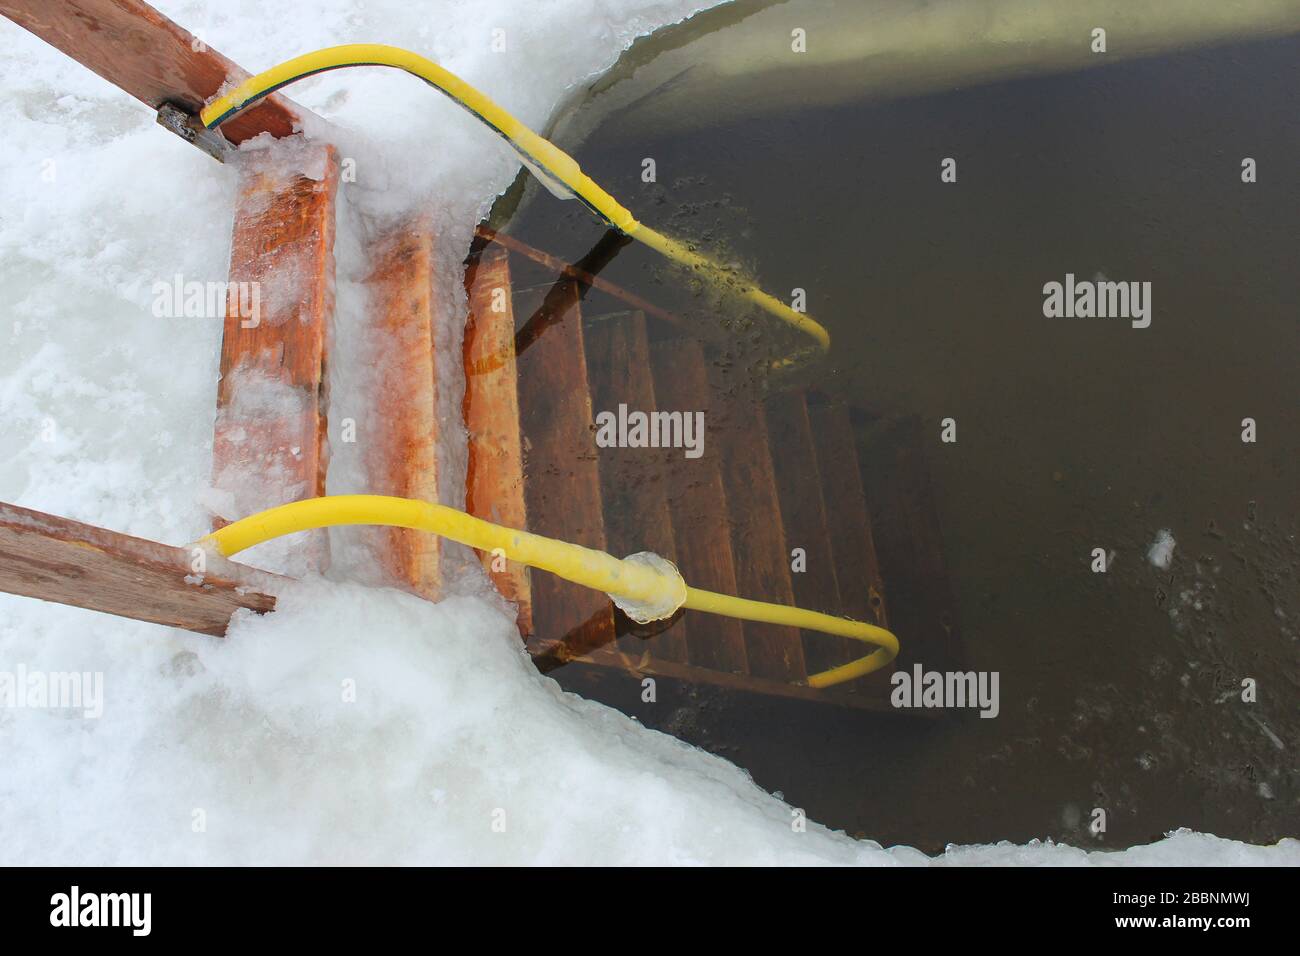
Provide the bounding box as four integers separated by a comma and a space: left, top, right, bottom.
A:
492, 5, 1299, 851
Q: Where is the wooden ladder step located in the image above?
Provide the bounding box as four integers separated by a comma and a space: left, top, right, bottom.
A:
362, 220, 441, 599
647, 338, 748, 675
707, 365, 806, 682
808, 401, 888, 628
585, 312, 689, 663
763, 389, 852, 675
463, 245, 532, 633
514, 281, 615, 662
211, 142, 339, 573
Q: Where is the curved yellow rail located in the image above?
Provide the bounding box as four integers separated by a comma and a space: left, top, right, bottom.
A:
200, 43, 831, 360
202, 496, 898, 689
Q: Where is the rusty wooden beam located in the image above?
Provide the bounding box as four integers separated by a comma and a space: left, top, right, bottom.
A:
648, 338, 749, 675
708, 375, 806, 682
809, 401, 888, 629
585, 311, 690, 664
0, 501, 282, 636
361, 220, 442, 599
464, 246, 533, 633
0, 0, 309, 146
765, 390, 851, 677
514, 282, 615, 661
210, 143, 339, 572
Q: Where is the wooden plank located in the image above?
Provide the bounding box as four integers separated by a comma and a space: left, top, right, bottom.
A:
463, 246, 532, 633
648, 339, 748, 675
706, 368, 805, 681
809, 402, 889, 629
585, 312, 689, 663
764, 390, 850, 677
857, 416, 961, 674
210, 143, 339, 572
514, 282, 614, 661
362, 220, 440, 599
0, 0, 308, 146
806, 401, 892, 696
0, 501, 281, 636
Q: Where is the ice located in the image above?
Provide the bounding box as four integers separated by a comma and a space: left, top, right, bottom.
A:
0, 0, 1293, 864
1148, 529, 1177, 569
608, 551, 687, 623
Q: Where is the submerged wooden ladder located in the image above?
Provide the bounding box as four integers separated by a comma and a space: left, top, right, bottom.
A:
462, 233, 959, 710
0, 0, 961, 713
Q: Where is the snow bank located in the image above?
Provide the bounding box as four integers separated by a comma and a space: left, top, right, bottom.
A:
4, 579, 1298, 865
0, 1, 1294, 864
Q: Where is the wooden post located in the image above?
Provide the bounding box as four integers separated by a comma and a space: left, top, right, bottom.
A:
809, 402, 888, 629
464, 246, 532, 633
514, 282, 614, 661
210, 143, 339, 573
708, 377, 806, 682
362, 221, 441, 599
765, 390, 849, 676
586, 312, 690, 663
648, 338, 748, 675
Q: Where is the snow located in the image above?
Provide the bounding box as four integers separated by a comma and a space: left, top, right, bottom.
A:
1148, 529, 1177, 569
0, 1, 1293, 865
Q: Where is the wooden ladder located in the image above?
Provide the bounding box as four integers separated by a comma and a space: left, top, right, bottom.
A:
0, 0, 962, 714
463, 234, 961, 711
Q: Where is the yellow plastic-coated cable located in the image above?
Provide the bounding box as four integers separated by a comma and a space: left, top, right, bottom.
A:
199, 43, 830, 361
201, 495, 898, 688
683, 587, 898, 689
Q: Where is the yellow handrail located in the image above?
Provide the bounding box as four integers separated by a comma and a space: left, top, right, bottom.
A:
202, 496, 898, 689
201, 43, 831, 362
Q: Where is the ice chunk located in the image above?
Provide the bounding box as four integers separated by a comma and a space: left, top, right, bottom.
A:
608, 551, 686, 623
1147, 529, 1176, 569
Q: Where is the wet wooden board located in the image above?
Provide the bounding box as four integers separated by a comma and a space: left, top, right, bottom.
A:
809, 402, 889, 629
0, 0, 306, 145
857, 415, 961, 674
585, 312, 689, 664
464, 246, 532, 634
363, 221, 440, 599
514, 282, 614, 662
764, 390, 850, 676
0, 501, 281, 636
211, 144, 338, 571
707, 371, 805, 682
647, 339, 748, 675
